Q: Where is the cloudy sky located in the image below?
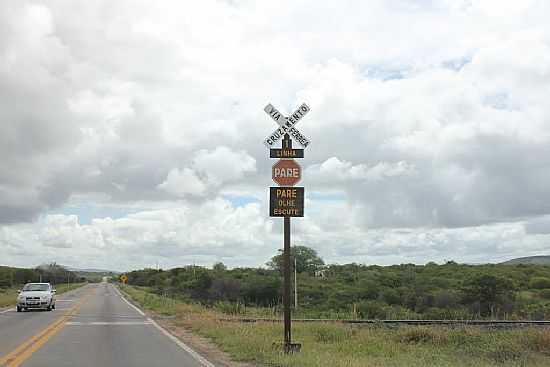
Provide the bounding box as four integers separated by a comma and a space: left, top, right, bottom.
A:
2, 0, 550, 271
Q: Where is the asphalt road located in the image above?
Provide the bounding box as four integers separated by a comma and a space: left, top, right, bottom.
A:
0, 282, 213, 367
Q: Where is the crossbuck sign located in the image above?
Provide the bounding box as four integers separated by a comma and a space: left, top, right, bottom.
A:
263, 103, 311, 148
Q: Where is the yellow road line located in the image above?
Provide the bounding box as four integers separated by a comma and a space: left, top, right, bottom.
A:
0, 287, 95, 367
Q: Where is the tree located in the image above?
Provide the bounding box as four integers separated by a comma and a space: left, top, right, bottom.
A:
267, 245, 325, 274
212, 262, 227, 272
462, 274, 516, 317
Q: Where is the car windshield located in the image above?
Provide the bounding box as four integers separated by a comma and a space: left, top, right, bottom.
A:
22, 284, 50, 292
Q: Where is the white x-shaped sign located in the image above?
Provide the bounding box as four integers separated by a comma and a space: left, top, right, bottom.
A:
263, 103, 311, 148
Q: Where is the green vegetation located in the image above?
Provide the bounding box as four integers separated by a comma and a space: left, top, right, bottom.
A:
502, 256, 550, 265
124, 248, 550, 320
0, 263, 88, 308
0, 263, 85, 287
121, 285, 550, 367
0, 288, 19, 308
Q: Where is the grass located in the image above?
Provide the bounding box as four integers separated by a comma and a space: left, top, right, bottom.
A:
0, 288, 19, 308
0, 282, 87, 308
119, 285, 550, 367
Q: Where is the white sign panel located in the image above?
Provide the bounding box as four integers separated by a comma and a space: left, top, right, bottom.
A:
263, 103, 311, 148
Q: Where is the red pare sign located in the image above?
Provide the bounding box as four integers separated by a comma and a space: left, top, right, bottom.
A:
272, 159, 301, 186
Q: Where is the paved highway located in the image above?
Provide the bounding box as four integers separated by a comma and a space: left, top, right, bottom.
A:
0, 282, 213, 367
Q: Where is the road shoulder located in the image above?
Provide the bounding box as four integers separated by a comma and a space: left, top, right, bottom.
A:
116, 285, 255, 367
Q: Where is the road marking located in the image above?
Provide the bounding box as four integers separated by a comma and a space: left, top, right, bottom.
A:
112, 286, 145, 316
0, 308, 14, 314
115, 285, 216, 367
55, 299, 75, 302
66, 321, 153, 325
0, 287, 95, 367
148, 318, 217, 367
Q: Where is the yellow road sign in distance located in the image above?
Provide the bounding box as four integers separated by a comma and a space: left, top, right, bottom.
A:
120, 274, 128, 284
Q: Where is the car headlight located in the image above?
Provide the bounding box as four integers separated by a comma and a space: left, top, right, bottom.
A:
41, 295, 51, 301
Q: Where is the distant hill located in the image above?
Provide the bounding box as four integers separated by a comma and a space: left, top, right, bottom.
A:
501, 256, 550, 265
66, 267, 118, 274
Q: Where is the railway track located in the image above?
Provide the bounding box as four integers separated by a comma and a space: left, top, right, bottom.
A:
219, 318, 550, 328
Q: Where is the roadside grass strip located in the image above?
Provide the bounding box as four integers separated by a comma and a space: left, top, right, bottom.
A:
119, 285, 550, 367
0, 288, 94, 367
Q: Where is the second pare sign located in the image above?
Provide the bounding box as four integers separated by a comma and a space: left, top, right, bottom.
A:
269, 187, 304, 217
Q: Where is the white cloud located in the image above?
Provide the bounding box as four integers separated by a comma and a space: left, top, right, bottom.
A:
157, 146, 256, 197
157, 168, 206, 197
1, 199, 275, 270
2, 0, 550, 268
306, 157, 416, 184
192, 146, 257, 186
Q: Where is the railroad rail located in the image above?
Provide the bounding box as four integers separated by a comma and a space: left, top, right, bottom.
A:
218, 318, 550, 327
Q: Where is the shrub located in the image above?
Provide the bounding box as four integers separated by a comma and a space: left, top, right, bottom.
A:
486, 343, 524, 363
423, 307, 454, 320
357, 279, 379, 300
540, 289, 550, 300
357, 301, 386, 319
398, 327, 447, 345
529, 277, 550, 289
312, 324, 353, 344
380, 288, 401, 305
214, 301, 246, 315
433, 290, 458, 308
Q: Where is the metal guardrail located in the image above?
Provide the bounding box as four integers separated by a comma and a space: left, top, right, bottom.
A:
218, 318, 550, 327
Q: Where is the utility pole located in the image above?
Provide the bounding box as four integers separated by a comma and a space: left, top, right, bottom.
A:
294, 257, 298, 310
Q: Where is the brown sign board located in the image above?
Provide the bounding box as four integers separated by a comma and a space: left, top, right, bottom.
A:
269, 187, 304, 217
270, 148, 304, 159
272, 159, 301, 186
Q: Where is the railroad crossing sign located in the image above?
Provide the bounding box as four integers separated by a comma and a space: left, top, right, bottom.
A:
120, 274, 128, 284
264, 102, 310, 354
272, 159, 301, 186
264, 103, 311, 148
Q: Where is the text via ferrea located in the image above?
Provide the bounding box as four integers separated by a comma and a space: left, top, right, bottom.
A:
269, 187, 304, 217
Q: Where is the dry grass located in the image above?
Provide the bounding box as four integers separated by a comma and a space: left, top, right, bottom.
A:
531, 329, 550, 354
120, 285, 550, 367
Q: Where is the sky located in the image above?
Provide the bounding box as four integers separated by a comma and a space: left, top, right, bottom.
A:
2, 0, 550, 271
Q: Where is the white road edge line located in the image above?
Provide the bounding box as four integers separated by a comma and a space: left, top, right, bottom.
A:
112, 287, 145, 316
0, 308, 15, 314
113, 284, 216, 367
147, 318, 217, 367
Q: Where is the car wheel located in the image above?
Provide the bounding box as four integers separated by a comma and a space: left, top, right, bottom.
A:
52, 303, 56, 310
16, 306, 21, 312
46, 305, 52, 311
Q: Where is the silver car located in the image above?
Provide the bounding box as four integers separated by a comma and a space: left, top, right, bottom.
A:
16, 283, 56, 312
